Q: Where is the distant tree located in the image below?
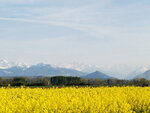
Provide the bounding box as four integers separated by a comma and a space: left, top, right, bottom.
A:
81, 78, 90, 85
42, 77, 51, 86
12, 77, 27, 86
104, 79, 111, 86
13, 77, 27, 82
93, 79, 103, 86
66, 76, 81, 85
138, 78, 149, 87
51, 76, 82, 86
51, 76, 67, 85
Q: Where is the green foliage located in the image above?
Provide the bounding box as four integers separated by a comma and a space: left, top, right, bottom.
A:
0, 76, 149, 87
51, 76, 81, 86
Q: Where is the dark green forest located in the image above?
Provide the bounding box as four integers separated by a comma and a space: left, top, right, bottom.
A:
0, 76, 149, 87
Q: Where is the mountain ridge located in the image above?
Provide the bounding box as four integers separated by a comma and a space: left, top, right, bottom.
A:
0, 63, 87, 77
82, 71, 114, 80
135, 70, 150, 80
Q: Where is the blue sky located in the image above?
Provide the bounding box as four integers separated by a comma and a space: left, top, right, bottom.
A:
0, 0, 150, 67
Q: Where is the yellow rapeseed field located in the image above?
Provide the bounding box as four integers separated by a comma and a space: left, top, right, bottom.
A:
0, 86, 150, 113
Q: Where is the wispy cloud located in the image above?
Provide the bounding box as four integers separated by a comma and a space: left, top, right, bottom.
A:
0, 0, 119, 39
1, 0, 150, 69
0, 15, 150, 41
0, 17, 119, 39
0, 0, 44, 4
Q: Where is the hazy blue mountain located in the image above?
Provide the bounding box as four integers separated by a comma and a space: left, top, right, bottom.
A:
0, 63, 86, 77
126, 66, 149, 80
135, 70, 150, 80
81, 71, 114, 80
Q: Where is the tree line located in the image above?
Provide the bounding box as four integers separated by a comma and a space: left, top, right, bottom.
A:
0, 76, 149, 87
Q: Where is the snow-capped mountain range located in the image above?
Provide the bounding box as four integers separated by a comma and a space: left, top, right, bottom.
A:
0, 59, 150, 79
0, 59, 29, 69
52, 63, 101, 73
0, 60, 86, 77
0, 59, 12, 69
53, 63, 150, 79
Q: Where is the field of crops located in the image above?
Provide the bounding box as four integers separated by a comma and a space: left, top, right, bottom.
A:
0, 87, 150, 113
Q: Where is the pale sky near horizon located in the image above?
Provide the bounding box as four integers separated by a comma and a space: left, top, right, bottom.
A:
0, 0, 150, 67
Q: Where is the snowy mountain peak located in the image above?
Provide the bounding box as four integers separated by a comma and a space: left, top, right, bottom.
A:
0, 59, 11, 69
36, 63, 51, 67
52, 63, 101, 72
16, 62, 30, 69
0, 59, 30, 69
